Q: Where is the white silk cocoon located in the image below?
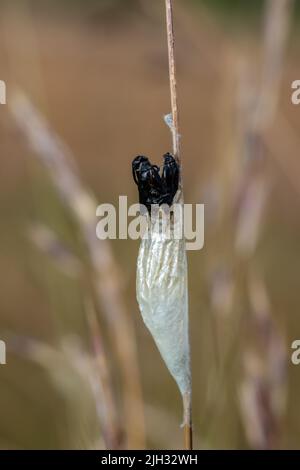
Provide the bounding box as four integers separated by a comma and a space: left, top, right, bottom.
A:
136, 210, 191, 396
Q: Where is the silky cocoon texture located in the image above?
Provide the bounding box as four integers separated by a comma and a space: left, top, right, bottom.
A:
136, 208, 191, 396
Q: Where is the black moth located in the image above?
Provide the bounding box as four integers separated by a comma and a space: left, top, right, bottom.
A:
132, 153, 180, 213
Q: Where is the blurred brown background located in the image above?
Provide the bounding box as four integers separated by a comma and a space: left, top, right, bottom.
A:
0, 0, 300, 450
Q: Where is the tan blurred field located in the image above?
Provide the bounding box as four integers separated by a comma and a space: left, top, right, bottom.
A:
0, 0, 300, 449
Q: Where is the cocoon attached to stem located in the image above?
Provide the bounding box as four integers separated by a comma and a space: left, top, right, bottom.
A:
133, 154, 192, 448
136, 201, 191, 397
133, 0, 192, 449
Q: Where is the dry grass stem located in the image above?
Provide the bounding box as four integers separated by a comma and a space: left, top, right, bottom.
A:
165, 0, 192, 450
165, 0, 181, 166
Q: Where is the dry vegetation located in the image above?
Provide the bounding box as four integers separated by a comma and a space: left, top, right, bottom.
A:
0, 1, 300, 449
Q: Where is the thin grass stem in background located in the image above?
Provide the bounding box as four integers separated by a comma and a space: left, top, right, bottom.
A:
10, 94, 146, 449
234, 0, 294, 449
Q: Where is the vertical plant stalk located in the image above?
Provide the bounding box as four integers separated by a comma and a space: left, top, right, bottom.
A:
165, 0, 181, 165
165, 0, 192, 450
